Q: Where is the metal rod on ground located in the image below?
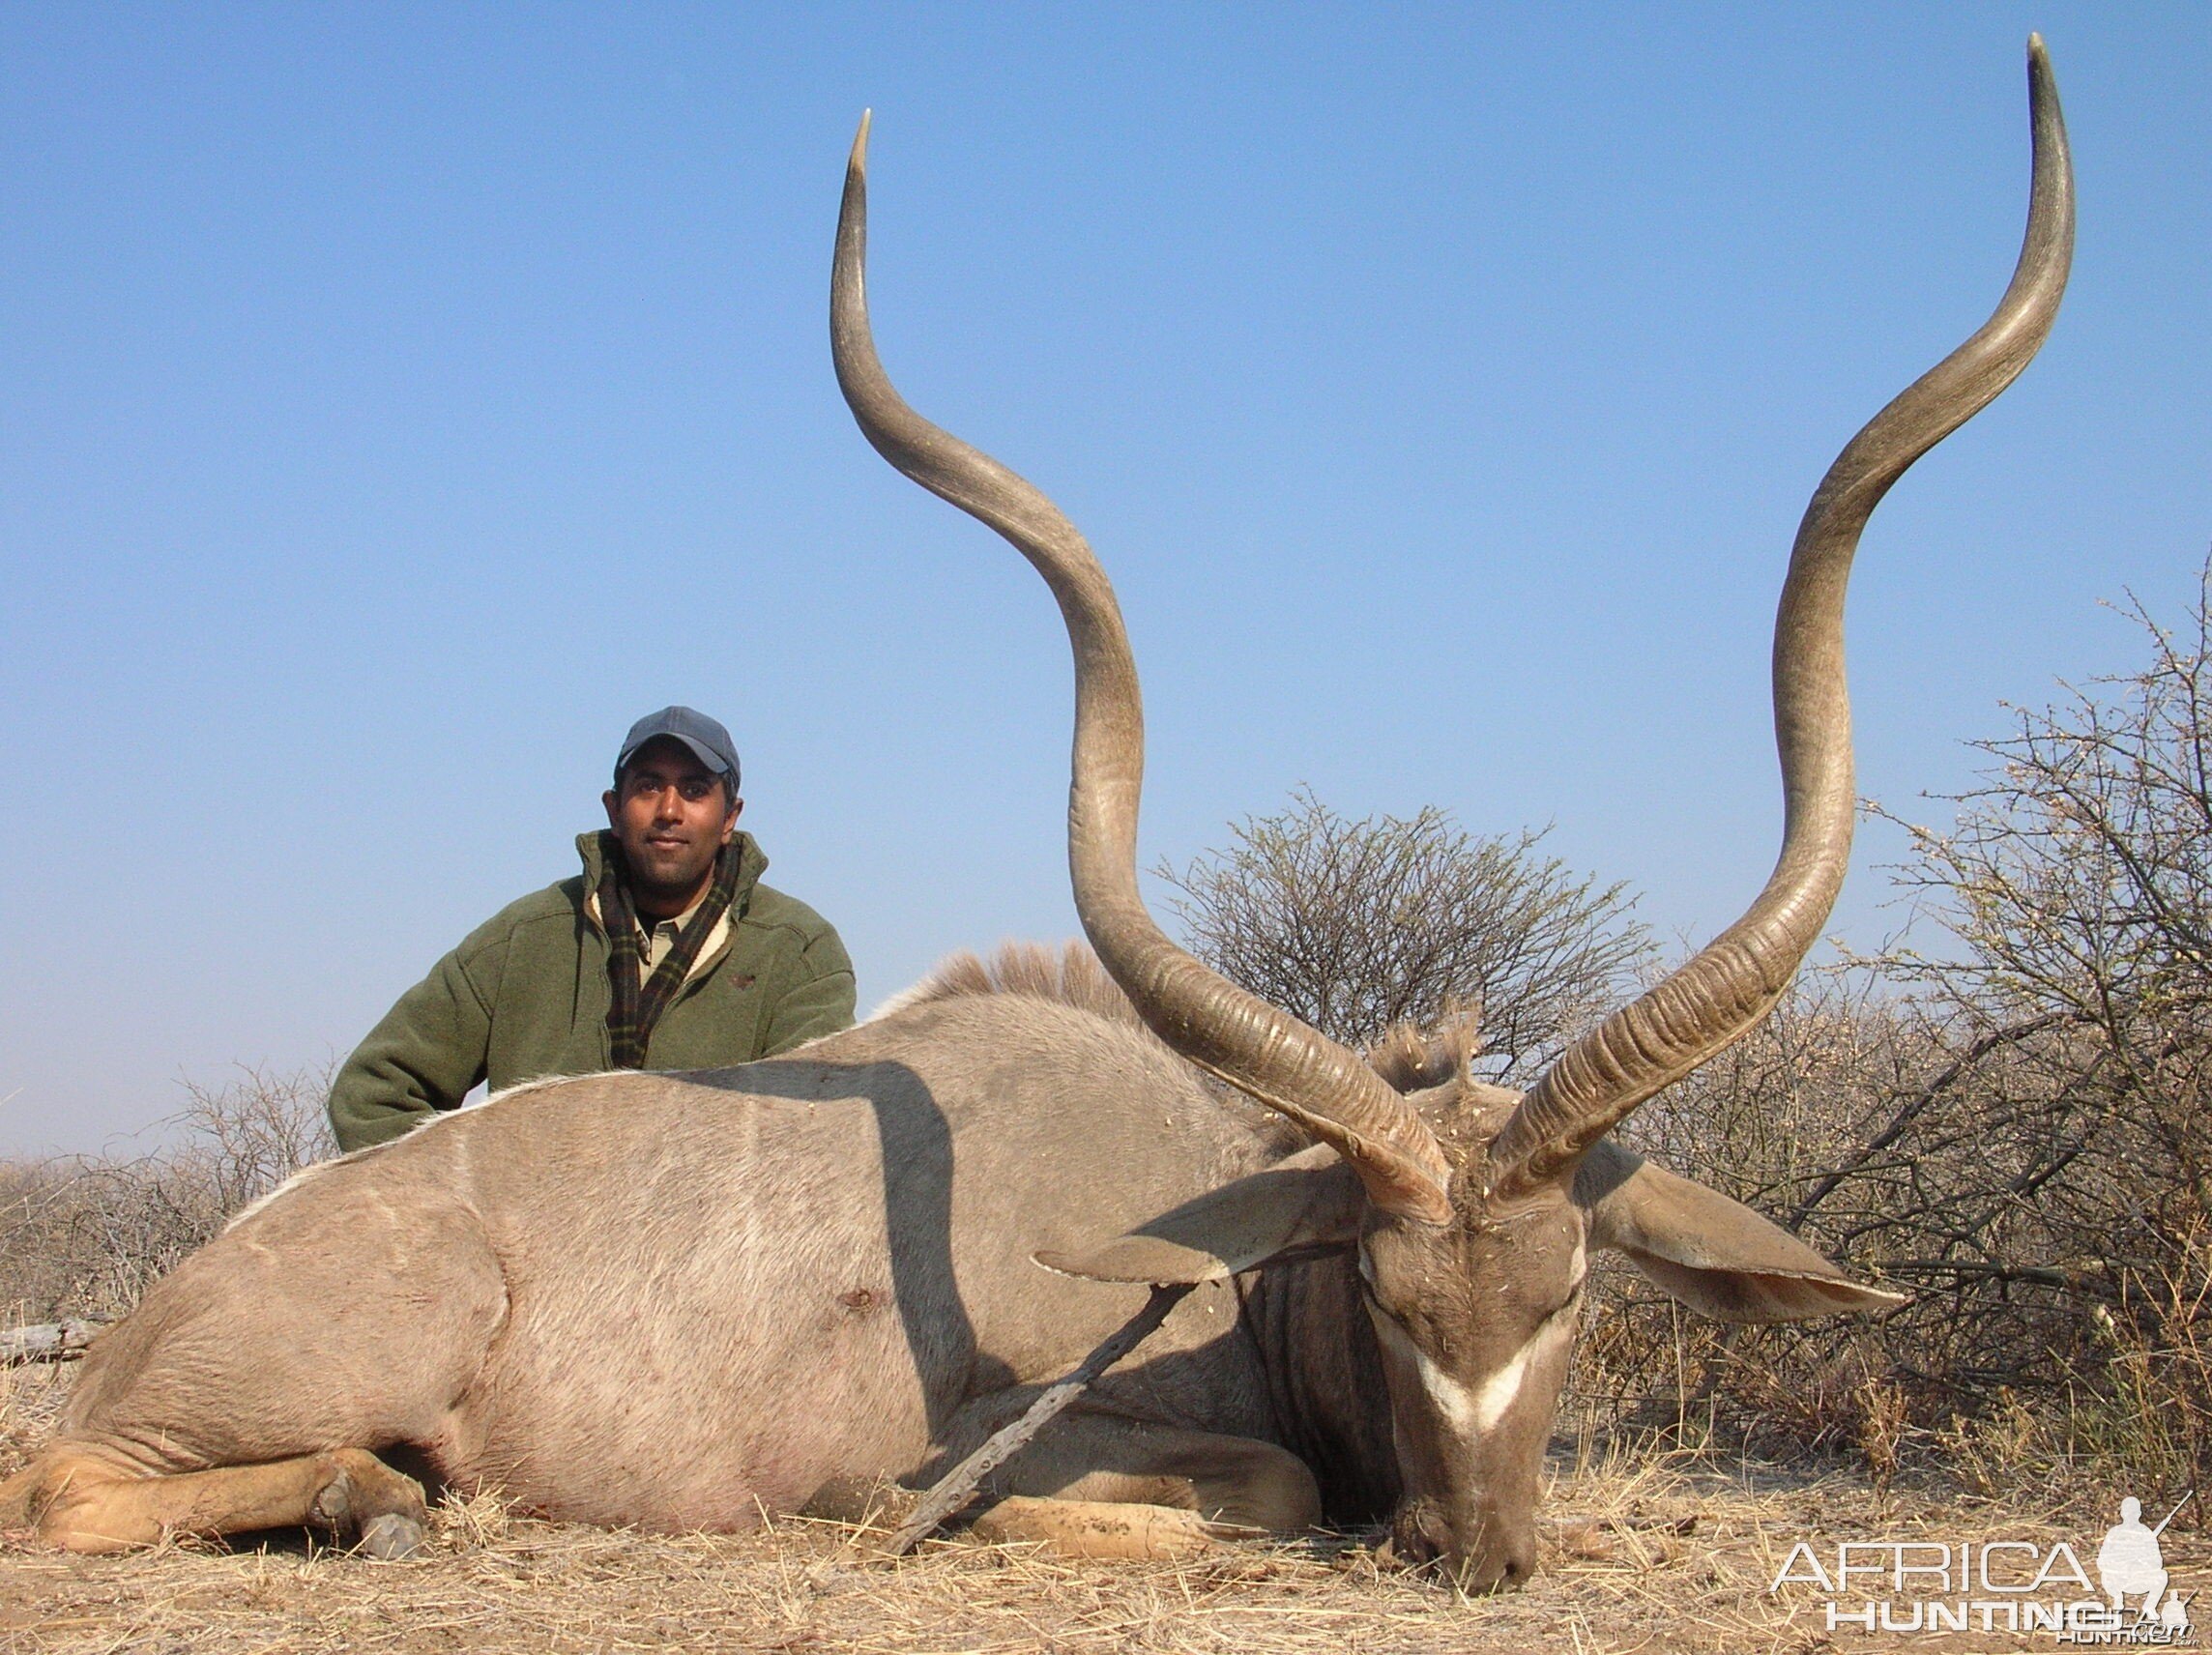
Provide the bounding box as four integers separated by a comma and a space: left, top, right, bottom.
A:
883, 1281, 1194, 1556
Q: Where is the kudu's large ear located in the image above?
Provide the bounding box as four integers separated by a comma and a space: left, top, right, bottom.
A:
1034, 1145, 1363, 1285
1575, 1140, 1904, 1322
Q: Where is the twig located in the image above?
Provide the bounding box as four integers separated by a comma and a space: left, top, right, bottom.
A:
883, 1283, 1194, 1556
2, 1318, 103, 1365
1787, 1008, 2085, 1227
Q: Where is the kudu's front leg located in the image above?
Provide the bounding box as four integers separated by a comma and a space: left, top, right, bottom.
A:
9, 1442, 428, 1558
962, 1411, 1321, 1560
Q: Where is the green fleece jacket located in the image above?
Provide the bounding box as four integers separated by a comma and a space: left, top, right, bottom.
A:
328, 830, 855, 1151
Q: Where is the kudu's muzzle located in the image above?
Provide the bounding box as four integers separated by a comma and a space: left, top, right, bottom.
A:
1389, 1494, 1539, 1593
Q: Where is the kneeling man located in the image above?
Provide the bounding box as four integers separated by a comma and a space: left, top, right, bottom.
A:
330, 707, 855, 1151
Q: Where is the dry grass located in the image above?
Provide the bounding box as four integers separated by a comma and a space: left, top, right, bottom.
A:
0, 1068, 333, 1327
7, 1364, 2190, 1654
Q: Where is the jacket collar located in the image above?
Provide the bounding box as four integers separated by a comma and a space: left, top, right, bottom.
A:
576, 830, 768, 985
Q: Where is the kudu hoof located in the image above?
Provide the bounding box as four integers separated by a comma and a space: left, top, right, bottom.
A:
355, 1513, 427, 1560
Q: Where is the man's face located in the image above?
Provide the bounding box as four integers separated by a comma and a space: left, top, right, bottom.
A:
601, 737, 742, 916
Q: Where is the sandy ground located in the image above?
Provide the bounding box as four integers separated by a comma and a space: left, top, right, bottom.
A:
5, 1363, 2202, 1654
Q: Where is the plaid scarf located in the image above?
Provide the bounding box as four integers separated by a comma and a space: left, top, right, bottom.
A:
597, 832, 745, 1069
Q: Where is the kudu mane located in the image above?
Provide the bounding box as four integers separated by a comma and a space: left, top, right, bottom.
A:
903, 939, 1479, 1098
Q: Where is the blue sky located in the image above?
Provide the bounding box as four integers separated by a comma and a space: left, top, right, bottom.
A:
3, 5, 2206, 1154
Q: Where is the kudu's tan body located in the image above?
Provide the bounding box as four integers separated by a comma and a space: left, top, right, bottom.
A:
17, 992, 1307, 1550
5, 969, 1885, 1560
5, 42, 2071, 1589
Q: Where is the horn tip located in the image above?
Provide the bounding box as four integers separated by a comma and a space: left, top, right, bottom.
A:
850, 109, 873, 173
2023, 34, 2063, 140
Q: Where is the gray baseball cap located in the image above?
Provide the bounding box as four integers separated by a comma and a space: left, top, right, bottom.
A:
615, 706, 741, 793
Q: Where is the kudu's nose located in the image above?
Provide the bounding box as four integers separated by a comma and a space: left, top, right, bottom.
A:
1385, 1496, 1536, 1592
1387, 1496, 1452, 1565
1444, 1533, 1537, 1595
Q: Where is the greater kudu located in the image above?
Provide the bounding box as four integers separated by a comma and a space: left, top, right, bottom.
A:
2, 41, 2070, 1590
